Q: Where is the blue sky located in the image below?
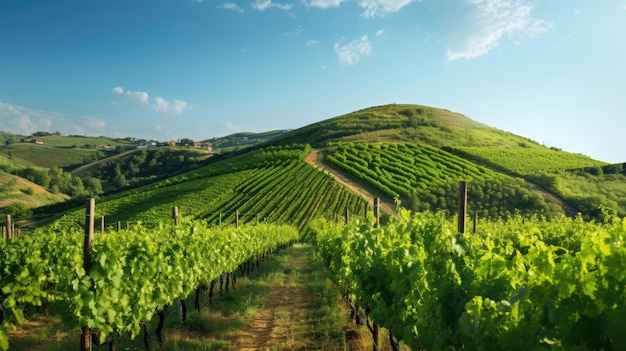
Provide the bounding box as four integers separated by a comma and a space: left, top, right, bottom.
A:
1, 0, 624, 163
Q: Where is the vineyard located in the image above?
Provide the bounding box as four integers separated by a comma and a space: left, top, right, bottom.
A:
445, 146, 607, 176
325, 142, 563, 219
309, 211, 626, 350
0, 211, 299, 351
49, 144, 368, 231
2, 103, 626, 350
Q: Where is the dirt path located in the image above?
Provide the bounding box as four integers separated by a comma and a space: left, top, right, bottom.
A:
305, 149, 398, 217
229, 256, 317, 350
70, 149, 138, 176
525, 180, 579, 217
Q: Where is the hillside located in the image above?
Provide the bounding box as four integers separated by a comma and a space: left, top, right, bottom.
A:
0, 171, 69, 213
268, 104, 537, 149
3, 103, 624, 228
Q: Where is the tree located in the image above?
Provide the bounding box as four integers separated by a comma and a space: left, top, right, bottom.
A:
82, 177, 103, 197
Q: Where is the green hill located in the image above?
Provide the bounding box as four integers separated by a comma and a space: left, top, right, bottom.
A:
3, 103, 625, 229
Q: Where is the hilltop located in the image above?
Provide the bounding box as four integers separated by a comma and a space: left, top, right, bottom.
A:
1, 103, 625, 228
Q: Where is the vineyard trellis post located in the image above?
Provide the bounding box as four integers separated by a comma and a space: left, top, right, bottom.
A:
235, 209, 239, 229
172, 206, 187, 324
373, 199, 380, 226
6, 214, 12, 240
172, 206, 179, 226
116, 221, 121, 232
458, 180, 467, 234
101, 216, 105, 235
81, 198, 95, 351
372, 197, 380, 351
344, 204, 349, 225
473, 212, 478, 234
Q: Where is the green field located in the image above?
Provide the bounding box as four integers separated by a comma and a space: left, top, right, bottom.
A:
446, 146, 607, 176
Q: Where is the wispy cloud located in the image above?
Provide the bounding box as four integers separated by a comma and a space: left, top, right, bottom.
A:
376, 29, 385, 37
252, 0, 292, 11
219, 2, 245, 13
304, 0, 344, 9
0, 101, 106, 136
441, 0, 551, 61
358, 0, 414, 18
112, 86, 189, 115
306, 39, 320, 47
334, 35, 372, 65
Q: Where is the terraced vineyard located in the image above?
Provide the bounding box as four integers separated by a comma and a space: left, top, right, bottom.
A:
324, 142, 563, 218
445, 146, 607, 176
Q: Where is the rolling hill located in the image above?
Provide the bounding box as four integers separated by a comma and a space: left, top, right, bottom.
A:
2, 103, 625, 230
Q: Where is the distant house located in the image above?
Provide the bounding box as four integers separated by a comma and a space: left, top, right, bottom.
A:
52, 131, 62, 136
169, 140, 177, 147
34, 139, 44, 145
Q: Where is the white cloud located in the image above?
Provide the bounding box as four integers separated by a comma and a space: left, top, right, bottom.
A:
153, 98, 188, 115
219, 2, 245, 13
306, 40, 320, 46
0, 101, 106, 136
334, 35, 372, 65
112, 86, 189, 115
441, 0, 551, 61
376, 29, 385, 37
304, 0, 344, 9
252, 0, 292, 11
359, 0, 414, 17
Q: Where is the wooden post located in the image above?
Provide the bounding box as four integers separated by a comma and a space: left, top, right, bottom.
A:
373, 197, 380, 229
364, 202, 368, 219
473, 212, 478, 234
172, 206, 179, 226
172, 206, 187, 324
344, 204, 349, 225
6, 215, 12, 240
235, 209, 239, 229
116, 221, 121, 232
373, 197, 380, 350
458, 181, 468, 234
101, 216, 105, 235
81, 198, 95, 351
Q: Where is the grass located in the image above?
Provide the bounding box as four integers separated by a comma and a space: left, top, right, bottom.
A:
0, 142, 107, 169
7, 244, 349, 351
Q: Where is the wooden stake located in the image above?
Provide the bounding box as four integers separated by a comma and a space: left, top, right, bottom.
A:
6, 215, 12, 240
373, 197, 380, 229
235, 209, 239, 229
458, 181, 468, 234
101, 216, 105, 235
172, 206, 179, 226
81, 198, 95, 351
344, 204, 349, 225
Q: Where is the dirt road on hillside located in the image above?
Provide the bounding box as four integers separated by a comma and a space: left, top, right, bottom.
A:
305, 149, 398, 217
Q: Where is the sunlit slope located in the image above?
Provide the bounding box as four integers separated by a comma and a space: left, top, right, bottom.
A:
270, 104, 527, 148
52, 145, 368, 231
0, 172, 68, 210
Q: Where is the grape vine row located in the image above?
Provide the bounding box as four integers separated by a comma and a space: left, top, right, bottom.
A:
310, 211, 626, 350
